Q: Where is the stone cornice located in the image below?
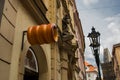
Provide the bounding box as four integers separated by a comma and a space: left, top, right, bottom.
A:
21, 0, 49, 24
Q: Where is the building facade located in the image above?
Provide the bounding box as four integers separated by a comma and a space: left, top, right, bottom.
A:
112, 43, 120, 80
101, 48, 115, 80
0, 0, 85, 80
85, 61, 98, 80
73, 0, 86, 80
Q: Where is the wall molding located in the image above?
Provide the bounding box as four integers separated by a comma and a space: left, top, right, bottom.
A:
21, 0, 49, 24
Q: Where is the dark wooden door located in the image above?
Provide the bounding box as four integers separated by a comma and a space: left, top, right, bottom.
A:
24, 68, 39, 80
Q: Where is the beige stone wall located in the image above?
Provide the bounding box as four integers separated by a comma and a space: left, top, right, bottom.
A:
0, 0, 16, 61
9, 1, 37, 80
115, 47, 120, 66
113, 46, 120, 80
0, 0, 17, 80
46, 0, 57, 23
46, 0, 63, 80
112, 44, 120, 80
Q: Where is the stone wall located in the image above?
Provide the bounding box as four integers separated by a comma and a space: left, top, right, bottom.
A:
0, 0, 18, 80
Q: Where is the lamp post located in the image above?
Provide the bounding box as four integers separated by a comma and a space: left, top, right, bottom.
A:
87, 27, 101, 80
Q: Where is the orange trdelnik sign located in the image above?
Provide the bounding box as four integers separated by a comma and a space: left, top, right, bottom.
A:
27, 23, 58, 45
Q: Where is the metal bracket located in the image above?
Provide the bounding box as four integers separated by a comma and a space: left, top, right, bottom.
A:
21, 31, 27, 50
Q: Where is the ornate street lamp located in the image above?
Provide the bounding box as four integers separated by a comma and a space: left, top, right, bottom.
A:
88, 27, 101, 80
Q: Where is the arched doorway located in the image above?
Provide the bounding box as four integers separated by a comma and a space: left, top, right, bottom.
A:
20, 41, 49, 80
24, 48, 39, 80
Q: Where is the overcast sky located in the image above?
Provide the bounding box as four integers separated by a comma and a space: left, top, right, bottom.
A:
75, 0, 120, 66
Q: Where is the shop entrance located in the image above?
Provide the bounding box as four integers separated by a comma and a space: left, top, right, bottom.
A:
24, 48, 39, 80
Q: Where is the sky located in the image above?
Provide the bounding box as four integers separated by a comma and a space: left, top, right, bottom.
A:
75, 0, 120, 66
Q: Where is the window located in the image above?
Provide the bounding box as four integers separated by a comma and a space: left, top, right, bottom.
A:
88, 73, 91, 77
25, 48, 38, 72
0, 0, 5, 24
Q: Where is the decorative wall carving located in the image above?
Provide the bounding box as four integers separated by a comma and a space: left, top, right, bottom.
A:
58, 14, 78, 54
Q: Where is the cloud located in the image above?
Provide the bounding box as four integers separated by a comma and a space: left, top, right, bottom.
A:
105, 14, 120, 37
104, 17, 114, 22
106, 14, 120, 34
82, 0, 99, 6
108, 22, 120, 34
102, 13, 120, 53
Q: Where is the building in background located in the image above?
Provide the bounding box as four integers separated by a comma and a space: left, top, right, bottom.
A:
85, 61, 98, 80
0, 0, 85, 80
112, 43, 120, 80
101, 48, 115, 80
103, 48, 112, 63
